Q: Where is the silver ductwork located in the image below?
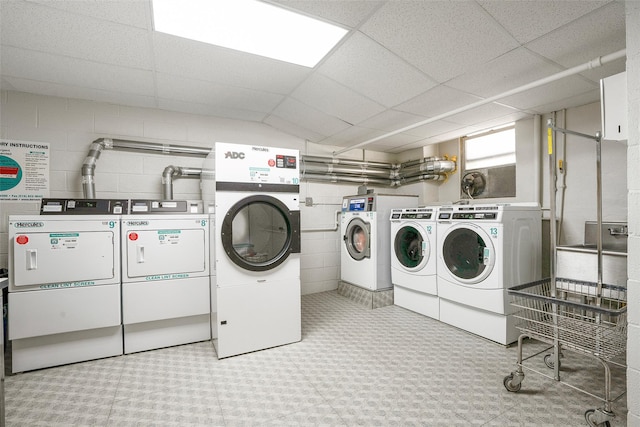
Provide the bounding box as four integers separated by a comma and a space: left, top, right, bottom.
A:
162, 166, 203, 200
81, 138, 457, 199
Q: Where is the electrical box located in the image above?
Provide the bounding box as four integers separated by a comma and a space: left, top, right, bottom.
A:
600, 71, 627, 141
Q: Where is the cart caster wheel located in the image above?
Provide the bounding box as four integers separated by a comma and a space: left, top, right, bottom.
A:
585, 409, 611, 427
503, 374, 521, 392
544, 354, 560, 369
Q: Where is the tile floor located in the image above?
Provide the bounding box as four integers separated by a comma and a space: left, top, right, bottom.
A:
3, 290, 627, 426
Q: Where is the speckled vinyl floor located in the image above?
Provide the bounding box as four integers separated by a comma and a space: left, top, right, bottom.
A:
3, 291, 627, 426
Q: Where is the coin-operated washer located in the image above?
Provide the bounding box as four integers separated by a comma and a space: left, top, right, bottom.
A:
121, 199, 210, 354
213, 142, 301, 358
8, 198, 127, 373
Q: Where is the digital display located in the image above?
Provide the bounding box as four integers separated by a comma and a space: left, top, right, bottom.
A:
438, 213, 451, 219
349, 198, 366, 211
452, 213, 496, 220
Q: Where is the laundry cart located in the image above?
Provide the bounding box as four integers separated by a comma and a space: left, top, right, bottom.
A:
503, 120, 627, 427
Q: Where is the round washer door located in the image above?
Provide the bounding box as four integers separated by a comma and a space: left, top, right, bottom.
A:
221, 194, 300, 272
394, 222, 430, 272
441, 223, 495, 284
344, 217, 371, 260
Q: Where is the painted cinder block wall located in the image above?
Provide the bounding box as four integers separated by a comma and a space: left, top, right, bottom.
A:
626, 2, 640, 425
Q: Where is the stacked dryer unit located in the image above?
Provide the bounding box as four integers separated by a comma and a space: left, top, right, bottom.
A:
341, 193, 418, 291
213, 142, 301, 358
390, 206, 439, 319
8, 198, 127, 373
436, 203, 541, 345
121, 199, 211, 354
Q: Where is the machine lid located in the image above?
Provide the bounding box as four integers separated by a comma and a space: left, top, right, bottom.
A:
343, 217, 371, 260
441, 225, 495, 284
394, 224, 429, 271
221, 194, 300, 272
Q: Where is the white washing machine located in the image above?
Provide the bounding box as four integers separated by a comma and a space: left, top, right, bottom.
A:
8, 198, 127, 373
121, 200, 210, 354
341, 193, 418, 291
436, 203, 541, 345
213, 142, 301, 358
390, 206, 438, 319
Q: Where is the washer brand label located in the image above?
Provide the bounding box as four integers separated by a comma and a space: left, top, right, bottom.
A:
14, 221, 44, 228
224, 151, 245, 159
40, 281, 96, 289
127, 220, 149, 226
145, 273, 189, 281
252, 146, 269, 152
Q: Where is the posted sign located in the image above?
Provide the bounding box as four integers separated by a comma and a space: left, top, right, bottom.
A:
0, 139, 50, 201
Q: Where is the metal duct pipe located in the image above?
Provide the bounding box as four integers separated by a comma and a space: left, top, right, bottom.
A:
301, 162, 395, 178
82, 137, 212, 198
333, 49, 626, 156
162, 166, 203, 200
302, 155, 394, 170
400, 156, 441, 169
400, 159, 457, 177
302, 173, 395, 187
397, 174, 446, 185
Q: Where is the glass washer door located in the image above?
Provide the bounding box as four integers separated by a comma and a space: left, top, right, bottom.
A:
394, 223, 429, 271
344, 217, 371, 260
221, 194, 300, 272
441, 224, 495, 284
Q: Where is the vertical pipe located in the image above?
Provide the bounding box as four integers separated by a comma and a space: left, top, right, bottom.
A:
546, 118, 560, 381
533, 115, 541, 205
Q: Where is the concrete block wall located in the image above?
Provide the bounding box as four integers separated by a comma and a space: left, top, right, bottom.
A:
627, 2, 640, 425
1, 90, 399, 295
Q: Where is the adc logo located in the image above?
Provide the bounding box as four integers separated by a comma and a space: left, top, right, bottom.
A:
224, 151, 245, 159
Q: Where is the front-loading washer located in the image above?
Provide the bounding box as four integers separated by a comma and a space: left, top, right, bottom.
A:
390, 206, 438, 319
341, 194, 418, 291
212, 142, 301, 358
436, 203, 541, 344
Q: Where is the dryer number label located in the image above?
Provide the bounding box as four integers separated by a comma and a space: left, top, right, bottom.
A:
490, 227, 498, 237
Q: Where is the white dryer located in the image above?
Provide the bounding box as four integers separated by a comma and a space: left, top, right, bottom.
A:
121, 200, 210, 354
341, 193, 418, 291
436, 204, 541, 344
8, 198, 127, 373
213, 142, 301, 358
390, 206, 438, 319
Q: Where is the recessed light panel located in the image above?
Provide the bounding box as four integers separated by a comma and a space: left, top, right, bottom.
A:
152, 0, 348, 67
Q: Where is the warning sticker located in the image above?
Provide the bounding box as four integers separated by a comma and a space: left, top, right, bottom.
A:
158, 230, 181, 245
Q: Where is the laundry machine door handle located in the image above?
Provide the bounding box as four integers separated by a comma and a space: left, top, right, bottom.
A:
26, 249, 38, 270
136, 245, 145, 263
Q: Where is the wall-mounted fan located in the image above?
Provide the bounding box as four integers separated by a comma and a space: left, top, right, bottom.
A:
461, 171, 486, 198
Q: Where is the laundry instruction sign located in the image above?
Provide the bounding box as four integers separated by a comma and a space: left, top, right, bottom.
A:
0, 139, 50, 200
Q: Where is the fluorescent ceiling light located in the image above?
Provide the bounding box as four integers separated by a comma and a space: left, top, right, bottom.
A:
152, 0, 348, 67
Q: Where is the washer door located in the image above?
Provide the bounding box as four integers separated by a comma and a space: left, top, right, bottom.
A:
343, 217, 371, 260
221, 195, 300, 272
394, 223, 429, 271
441, 224, 495, 284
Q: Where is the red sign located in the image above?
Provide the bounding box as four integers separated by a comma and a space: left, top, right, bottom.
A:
16, 235, 29, 244
129, 232, 138, 241
268, 159, 275, 167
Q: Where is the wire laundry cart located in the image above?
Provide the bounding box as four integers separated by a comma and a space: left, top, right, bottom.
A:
503, 120, 627, 427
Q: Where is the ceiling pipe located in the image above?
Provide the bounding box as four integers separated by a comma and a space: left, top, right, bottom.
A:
400, 159, 457, 177
400, 156, 441, 168
302, 173, 396, 187
302, 155, 394, 170
162, 166, 203, 200
301, 162, 396, 178
332, 49, 627, 156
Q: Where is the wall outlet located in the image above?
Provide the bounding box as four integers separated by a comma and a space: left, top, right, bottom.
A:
305, 197, 313, 206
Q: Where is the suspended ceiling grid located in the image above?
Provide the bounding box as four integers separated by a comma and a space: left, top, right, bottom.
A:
0, 0, 627, 153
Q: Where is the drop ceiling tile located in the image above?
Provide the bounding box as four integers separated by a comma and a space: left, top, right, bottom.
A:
317, 125, 385, 148
444, 102, 519, 127
152, 33, 311, 94
28, 0, 151, 29
155, 73, 284, 114
2, 47, 156, 96
528, 89, 601, 116
445, 48, 564, 98
318, 32, 436, 108
3, 76, 158, 110
361, 1, 519, 82
357, 109, 427, 134
498, 75, 597, 112
396, 85, 484, 118
269, 0, 384, 28
1, 1, 153, 69
478, 0, 608, 44
270, 98, 351, 138
291, 74, 386, 125
156, 99, 267, 123
264, 114, 326, 143
525, 2, 626, 69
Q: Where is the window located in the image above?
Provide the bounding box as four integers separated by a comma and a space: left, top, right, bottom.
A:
464, 125, 515, 170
